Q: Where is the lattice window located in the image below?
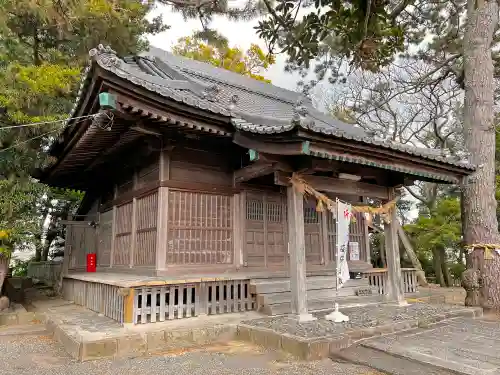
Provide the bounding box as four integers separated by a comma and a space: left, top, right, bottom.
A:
167, 191, 233, 265
266, 202, 282, 223
134, 192, 158, 266
304, 206, 319, 224
246, 199, 264, 221
114, 202, 133, 265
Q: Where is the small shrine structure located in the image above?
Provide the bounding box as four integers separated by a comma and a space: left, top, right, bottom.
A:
34, 45, 474, 324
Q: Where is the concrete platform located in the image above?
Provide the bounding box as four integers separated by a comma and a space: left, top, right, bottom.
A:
237, 303, 483, 360
35, 298, 264, 361
358, 317, 500, 375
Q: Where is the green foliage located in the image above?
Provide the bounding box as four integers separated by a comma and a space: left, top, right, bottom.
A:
405, 198, 462, 253
11, 258, 30, 277
256, 0, 405, 72
0, 0, 166, 255
173, 36, 275, 82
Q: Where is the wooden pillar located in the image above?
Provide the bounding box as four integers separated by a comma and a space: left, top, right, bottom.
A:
156, 187, 169, 273
384, 188, 406, 305
362, 197, 371, 265
233, 194, 243, 268
287, 185, 316, 322
156, 149, 170, 274
130, 198, 137, 268
123, 288, 135, 325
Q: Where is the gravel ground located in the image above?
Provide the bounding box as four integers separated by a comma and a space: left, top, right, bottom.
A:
242, 304, 467, 338
0, 333, 383, 375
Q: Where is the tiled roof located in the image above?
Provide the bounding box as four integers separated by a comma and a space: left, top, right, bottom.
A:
68, 45, 474, 171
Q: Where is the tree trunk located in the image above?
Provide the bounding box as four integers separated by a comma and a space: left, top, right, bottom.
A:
462, 0, 500, 309
0, 254, 9, 295
440, 249, 452, 287
432, 248, 445, 287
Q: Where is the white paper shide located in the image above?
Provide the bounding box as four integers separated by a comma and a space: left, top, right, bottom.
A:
325, 199, 351, 323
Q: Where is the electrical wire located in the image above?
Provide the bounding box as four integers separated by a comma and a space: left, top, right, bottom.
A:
0, 116, 91, 154
0, 114, 97, 131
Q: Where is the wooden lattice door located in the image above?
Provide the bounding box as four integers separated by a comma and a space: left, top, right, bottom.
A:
244, 192, 288, 268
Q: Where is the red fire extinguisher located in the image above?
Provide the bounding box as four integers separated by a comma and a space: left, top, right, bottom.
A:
86, 253, 96, 272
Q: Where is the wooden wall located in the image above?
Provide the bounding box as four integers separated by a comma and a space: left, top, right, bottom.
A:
68, 140, 371, 275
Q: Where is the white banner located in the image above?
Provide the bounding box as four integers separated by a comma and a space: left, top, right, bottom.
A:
336, 199, 351, 289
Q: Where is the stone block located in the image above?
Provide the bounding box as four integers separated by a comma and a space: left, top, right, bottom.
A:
280, 334, 310, 359
236, 325, 252, 342
328, 335, 352, 353
17, 312, 36, 325
249, 327, 282, 350
146, 330, 166, 352
347, 326, 380, 341
0, 313, 18, 326
81, 338, 117, 361
305, 340, 330, 360
116, 334, 146, 358
213, 324, 235, 341
53, 326, 81, 360
165, 328, 196, 349
418, 314, 446, 328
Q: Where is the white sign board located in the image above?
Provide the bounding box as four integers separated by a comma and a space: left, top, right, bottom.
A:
349, 242, 360, 261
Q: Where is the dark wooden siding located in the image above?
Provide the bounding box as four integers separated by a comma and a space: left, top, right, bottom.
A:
169, 147, 232, 186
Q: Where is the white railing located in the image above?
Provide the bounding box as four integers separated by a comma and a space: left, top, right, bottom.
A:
364, 269, 388, 295
402, 268, 419, 294
363, 268, 419, 296
133, 280, 254, 324
62, 278, 124, 323
62, 277, 255, 325
27, 261, 62, 286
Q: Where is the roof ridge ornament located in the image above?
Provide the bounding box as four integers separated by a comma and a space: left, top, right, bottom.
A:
201, 84, 221, 102
228, 94, 239, 112
89, 44, 121, 68
292, 97, 315, 128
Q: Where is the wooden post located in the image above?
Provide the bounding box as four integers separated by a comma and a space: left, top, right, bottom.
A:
320, 211, 329, 265
156, 149, 170, 273
362, 197, 371, 265
130, 198, 137, 268
109, 206, 117, 268
384, 188, 407, 305
233, 194, 243, 268
156, 187, 169, 273
123, 288, 135, 325
287, 185, 316, 322
240, 191, 248, 267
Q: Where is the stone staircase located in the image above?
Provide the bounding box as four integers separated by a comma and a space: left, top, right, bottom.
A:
250, 276, 383, 315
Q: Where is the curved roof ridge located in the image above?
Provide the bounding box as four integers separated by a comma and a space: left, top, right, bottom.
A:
141, 47, 310, 106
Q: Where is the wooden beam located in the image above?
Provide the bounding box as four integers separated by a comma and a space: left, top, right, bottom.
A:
397, 222, 428, 287
234, 162, 274, 184
233, 132, 305, 156
274, 171, 389, 200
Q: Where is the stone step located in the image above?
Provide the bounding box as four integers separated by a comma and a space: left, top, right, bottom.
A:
250, 277, 370, 295
260, 294, 384, 315
332, 344, 457, 375
0, 323, 49, 336
256, 284, 377, 306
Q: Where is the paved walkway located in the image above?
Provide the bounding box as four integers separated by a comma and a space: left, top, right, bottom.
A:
363, 317, 500, 374
0, 332, 382, 375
